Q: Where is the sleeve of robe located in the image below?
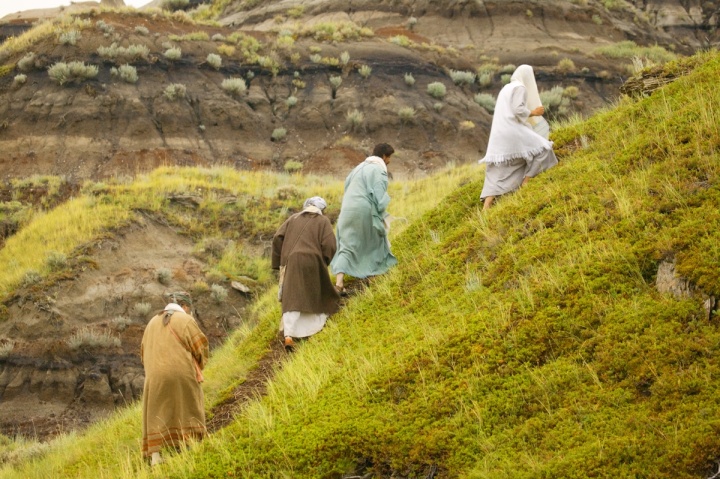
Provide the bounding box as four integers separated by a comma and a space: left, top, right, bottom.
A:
271, 218, 290, 270
511, 85, 531, 123
320, 217, 337, 265
367, 166, 391, 232
183, 317, 209, 370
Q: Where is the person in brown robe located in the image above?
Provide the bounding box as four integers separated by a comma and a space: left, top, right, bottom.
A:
272, 196, 340, 351
141, 291, 209, 466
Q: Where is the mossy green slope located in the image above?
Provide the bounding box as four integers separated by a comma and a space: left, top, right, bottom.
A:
154, 50, 720, 477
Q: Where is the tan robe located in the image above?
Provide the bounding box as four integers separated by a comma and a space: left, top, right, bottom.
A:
141, 309, 209, 457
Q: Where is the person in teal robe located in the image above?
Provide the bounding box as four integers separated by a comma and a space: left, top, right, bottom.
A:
330, 143, 398, 292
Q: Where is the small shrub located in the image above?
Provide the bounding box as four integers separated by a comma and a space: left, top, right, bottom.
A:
67, 327, 121, 349
257, 55, 280, 75
17, 53, 36, 72
501, 73, 512, 84
163, 83, 187, 100
207, 53, 222, 69
292, 79, 306, 89
474, 92, 496, 112
97, 43, 150, 62
22, 270, 41, 287
170, 10, 194, 23
478, 72, 493, 87
164, 47, 182, 61
126, 44, 150, 60
212, 33, 226, 42
286, 95, 297, 107
221, 77, 247, 97
398, 107, 416, 122
169, 31, 209, 42
564, 85, 580, 99
427, 81, 446, 99
309, 46, 322, 54
287, 6, 305, 18
134, 25, 150, 35
404, 73, 415, 86
329, 75, 342, 89
162, 0, 189, 11
309, 53, 322, 63
433, 102, 444, 112
346, 109, 364, 130
358, 64, 372, 78
46, 251, 67, 271
390, 35, 411, 47
500, 64, 516, 73
217, 44, 235, 56
321, 56, 339, 67
477, 63, 499, 75
58, 29, 81, 46
449, 69, 476, 85
557, 57, 576, 72
111, 316, 133, 332
276, 35, 294, 51
459, 120, 475, 130
96, 20, 114, 35
191, 280, 210, 295
48, 61, 98, 85
284, 160, 303, 173
407, 16, 418, 30
0, 339, 14, 358
592, 14, 603, 25
540, 86, 565, 109
340, 51, 350, 66
133, 301, 152, 318
13, 74, 27, 86
111, 64, 138, 84
156, 268, 172, 285
210, 284, 228, 304
271, 127, 287, 141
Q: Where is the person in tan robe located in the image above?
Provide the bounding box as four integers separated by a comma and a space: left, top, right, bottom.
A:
141, 291, 209, 466
272, 196, 340, 351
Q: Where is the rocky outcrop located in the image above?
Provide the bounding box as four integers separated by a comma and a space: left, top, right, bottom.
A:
656, 258, 717, 320
632, 0, 720, 48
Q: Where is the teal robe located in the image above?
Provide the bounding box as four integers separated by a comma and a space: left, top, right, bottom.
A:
330, 158, 398, 278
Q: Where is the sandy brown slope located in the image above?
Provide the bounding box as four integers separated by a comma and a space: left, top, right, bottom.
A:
0, 215, 251, 439
0, 1, 687, 182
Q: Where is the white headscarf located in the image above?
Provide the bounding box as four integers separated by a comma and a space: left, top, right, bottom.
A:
302, 196, 327, 214
303, 196, 327, 210
164, 303, 184, 313
511, 65, 542, 127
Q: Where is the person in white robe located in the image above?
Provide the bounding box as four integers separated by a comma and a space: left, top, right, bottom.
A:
479, 64, 558, 210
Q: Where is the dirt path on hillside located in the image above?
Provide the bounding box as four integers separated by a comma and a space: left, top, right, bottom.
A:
206, 280, 368, 432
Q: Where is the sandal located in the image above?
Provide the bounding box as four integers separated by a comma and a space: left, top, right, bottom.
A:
335, 285, 348, 297
283, 336, 295, 353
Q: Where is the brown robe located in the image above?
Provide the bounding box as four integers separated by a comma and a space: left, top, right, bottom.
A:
140, 309, 209, 457
272, 210, 340, 315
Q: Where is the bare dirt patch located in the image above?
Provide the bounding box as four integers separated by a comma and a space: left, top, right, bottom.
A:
0, 216, 251, 439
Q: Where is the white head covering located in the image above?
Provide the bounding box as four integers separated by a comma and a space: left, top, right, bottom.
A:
511, 65, 542, 127
303, 196, 327, 211
164, 303, 184, 313
510, 65, 550, 139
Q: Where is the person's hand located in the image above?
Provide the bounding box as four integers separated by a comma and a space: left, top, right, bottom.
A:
530, 106, 545, 117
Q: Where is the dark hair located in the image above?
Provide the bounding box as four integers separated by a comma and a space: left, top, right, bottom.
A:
372, 143, 394, 158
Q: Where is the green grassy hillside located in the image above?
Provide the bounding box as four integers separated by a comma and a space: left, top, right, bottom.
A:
3, 50, 720, 478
